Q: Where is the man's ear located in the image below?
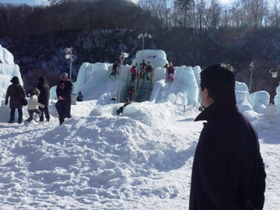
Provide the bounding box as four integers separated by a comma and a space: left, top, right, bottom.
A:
204, 88, 210, 99
204, 88, 214, 104
201, 87, 209, 98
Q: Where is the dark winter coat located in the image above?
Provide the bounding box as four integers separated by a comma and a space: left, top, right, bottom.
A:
146, 64, 153, 72
167, 66, 174, 75
5, 83, 26, 108
37, 76, 50, 106
56, 79, 73, 101
189, 96, 266, 210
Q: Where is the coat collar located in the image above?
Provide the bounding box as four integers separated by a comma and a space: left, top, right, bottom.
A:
195, 96, 237, 122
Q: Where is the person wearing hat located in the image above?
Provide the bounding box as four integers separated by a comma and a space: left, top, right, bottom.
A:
146, 62, 153, 81
5, 76, 26, 124
55, 72, 73, 125
37, 76, 50, 122
26, 88, 45, 122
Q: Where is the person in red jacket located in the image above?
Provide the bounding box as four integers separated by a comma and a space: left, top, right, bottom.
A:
130, 65, 137, 82
189, 63, 266, 210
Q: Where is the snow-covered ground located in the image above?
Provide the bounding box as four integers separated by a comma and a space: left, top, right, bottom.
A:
0, 46, 280, 209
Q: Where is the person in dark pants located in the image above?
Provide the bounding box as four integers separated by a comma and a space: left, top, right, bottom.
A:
37, 76, 50, 122
189, 63, 266, 210
5, 76, 26, 124
139, 59, 146, 80
146, 62, 153, 80
55, 72, 73, 125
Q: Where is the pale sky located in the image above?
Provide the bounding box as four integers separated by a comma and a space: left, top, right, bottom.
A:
0, 0, 272, 8
0, 0, 234, 6
0, 0, 48, 6
219, 0, 234, 5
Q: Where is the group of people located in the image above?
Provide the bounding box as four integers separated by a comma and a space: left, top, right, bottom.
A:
139, 60, 154, 81
130, 60, 174, 83
5, 72, 74, 125
129, 60, 154, 82
5, 75, 50, 124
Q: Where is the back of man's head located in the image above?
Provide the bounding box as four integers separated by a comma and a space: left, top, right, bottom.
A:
200, 63, 235, 101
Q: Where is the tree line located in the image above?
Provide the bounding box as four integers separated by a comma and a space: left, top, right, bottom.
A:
1, 0, 280, 35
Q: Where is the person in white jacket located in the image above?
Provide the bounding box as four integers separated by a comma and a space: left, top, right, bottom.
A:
26, 88, 45, 122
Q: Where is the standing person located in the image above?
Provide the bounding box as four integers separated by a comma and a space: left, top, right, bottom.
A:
129, 65, 137, 82
167, 62, 174, 74
140, 59, 146, 80
37, 76, 50, 122
135, 63, 141, 80
189, 63, 266, 210
26, 88, 45, 122
146, 62, 153, 80
55, 72, 73, 125
167, 62, 174, 79
5, 76, 26, 124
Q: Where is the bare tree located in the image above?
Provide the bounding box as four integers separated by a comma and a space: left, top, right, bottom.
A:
238, 0, 269, 27
269, 0, 280, 27
174, 0, 194, 27
138, 0, 172, 29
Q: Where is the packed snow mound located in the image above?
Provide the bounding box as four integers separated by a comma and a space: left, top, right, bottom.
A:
72, 62, 119, 103
0, 44, 15, 64
249, 91, 270, 114
0, 107, 190, 209
132, 49, 168, 69
150, 66, 198, 105
90, 101, 178, 128
0, 45, 23, 97
274, 84, 280, 114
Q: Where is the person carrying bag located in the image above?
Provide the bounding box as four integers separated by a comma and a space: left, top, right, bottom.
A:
5, 76, 26, 124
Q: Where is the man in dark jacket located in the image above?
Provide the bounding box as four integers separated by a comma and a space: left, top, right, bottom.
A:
55, 72, 73, 125
189, 63, 266, 210
37, 76, 50, 122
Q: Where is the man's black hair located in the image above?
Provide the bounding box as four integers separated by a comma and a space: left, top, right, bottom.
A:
200, 63, 235, 101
